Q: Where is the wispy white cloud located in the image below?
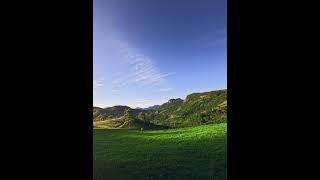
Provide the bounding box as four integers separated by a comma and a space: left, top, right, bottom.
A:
110, 40, 176, 90
93, 78, 104, 89
95, 82, 104, 87
93, 77, 105, 97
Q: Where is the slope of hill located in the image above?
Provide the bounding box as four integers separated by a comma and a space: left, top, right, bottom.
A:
147, 89, 227, 127
93, 106, 147, 122
93, 89, 227, 128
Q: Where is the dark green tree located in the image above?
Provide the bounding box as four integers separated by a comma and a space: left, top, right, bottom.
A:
138, 112, 146, 121
138, 112, 147, 126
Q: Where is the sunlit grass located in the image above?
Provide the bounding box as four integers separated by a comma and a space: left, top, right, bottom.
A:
94, 123, 227, 180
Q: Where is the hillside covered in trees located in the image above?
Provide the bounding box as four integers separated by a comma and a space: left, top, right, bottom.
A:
93, 89, 227, 128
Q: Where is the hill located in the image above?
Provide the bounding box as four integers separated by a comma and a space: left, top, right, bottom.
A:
94, 108, 168, 129
93, 89, 227, 128
146, 89, 227, 127
93, 105, 147, 122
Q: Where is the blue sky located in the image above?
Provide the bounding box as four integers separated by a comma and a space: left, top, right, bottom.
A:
94, 0, 227, 108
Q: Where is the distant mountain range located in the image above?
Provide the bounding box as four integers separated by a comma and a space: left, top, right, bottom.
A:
143, 105, 161, 110
134, 105, 160, 110
93, 89, 227, 128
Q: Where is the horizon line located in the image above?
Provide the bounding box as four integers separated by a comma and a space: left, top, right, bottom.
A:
93, 88, 227, 109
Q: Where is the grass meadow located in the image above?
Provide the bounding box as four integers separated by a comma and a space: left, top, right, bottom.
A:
93, 123, 227, 180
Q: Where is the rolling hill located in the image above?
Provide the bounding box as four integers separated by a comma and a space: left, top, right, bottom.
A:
144, 89, 227, 127
93, 105, 147, 122
93, 89, 227, 128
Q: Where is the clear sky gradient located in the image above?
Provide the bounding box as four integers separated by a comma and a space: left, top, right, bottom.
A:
94, 0, 227, 108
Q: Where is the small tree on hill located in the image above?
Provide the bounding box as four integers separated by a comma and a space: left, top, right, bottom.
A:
138, 112, 146, 121
123, 108, 134, 122
139, 112, 150, 127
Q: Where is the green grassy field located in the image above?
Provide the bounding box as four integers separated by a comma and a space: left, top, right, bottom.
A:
94, 123, 227, 180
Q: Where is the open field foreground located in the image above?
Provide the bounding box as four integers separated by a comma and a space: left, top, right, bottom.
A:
93, 123, 227, 180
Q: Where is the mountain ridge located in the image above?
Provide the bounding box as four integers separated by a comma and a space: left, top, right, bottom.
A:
93, 89, 227, 128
